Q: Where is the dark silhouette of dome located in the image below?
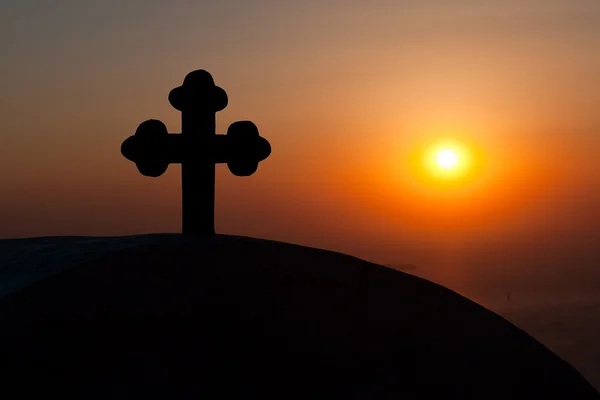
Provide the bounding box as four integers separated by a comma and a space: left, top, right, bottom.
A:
0, 235, 598, 398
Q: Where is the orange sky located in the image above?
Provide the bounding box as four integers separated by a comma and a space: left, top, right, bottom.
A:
1, 1, 599, 291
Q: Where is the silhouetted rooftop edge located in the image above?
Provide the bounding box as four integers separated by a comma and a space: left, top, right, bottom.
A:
0, 235, 598, 398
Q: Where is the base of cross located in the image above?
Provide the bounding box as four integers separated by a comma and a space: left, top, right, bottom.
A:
120, 70, 271, 235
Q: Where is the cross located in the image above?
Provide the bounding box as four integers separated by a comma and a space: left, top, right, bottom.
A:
120, 69, 272, 235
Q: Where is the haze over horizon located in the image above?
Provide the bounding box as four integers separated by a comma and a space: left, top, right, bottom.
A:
1, 0, 599, 294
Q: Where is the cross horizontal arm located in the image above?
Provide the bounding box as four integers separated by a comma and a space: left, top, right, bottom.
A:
121, 133, 271, 166
162, 134, 270, 164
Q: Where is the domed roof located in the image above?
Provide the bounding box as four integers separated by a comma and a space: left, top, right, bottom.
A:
0, 235, 598, 398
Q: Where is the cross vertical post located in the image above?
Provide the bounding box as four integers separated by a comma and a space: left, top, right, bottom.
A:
180, 100, 215, 235
168, 70, 228, 235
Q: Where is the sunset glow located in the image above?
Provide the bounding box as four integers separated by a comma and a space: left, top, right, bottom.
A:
0, 0, 598, 295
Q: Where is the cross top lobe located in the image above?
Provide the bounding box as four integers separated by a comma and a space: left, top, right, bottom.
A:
121, 69, 271, 235
168, 69, 228, 112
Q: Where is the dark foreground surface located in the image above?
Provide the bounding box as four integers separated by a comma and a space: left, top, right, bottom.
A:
0, 235, 598, 399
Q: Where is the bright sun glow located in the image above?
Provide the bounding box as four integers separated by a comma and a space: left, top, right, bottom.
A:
437, 149, 459, 170
420, 139, 476, 183
404, 135, 486, 191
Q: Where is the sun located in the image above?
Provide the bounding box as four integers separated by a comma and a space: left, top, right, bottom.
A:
403, 135, 486, 190
437, 149, 459, 170
419, 139, 476, 183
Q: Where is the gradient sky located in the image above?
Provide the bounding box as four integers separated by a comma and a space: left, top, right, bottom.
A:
1, 1, 599, 293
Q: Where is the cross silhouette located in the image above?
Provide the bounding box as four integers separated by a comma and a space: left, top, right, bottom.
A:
121, 69, 271, 235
